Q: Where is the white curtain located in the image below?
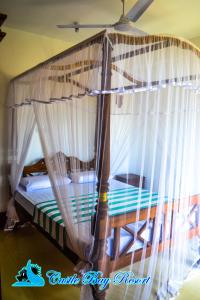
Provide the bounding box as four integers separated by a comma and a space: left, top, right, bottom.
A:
108, 88, 200, 300
6, 82, 36, 229
106, 33, 200, 300
33, 96, 97, 257
7, 31, 200, 300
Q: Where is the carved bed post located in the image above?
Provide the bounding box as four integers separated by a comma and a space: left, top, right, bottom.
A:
91, 35, 112, 300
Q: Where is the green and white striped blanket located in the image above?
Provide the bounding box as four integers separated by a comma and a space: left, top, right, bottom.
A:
33, 186, 164, 248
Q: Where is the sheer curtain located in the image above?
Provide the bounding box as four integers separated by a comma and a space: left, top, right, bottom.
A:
6, 82, 36, 229
106, 33, 200, 300
108, 87, 200, 300
32, 39, 103, 300
33, 96, 97, 257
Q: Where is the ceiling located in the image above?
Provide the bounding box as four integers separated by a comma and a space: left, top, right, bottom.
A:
0, 0, 200, 45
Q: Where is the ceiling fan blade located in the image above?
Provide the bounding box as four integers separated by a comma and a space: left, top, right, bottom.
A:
125, 0, 154, 22
57, 24, 114, 29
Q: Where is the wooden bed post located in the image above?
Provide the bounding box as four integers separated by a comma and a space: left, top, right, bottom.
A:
91, 34, 112, 300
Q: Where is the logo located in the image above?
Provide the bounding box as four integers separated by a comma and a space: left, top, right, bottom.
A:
12, 259, 45, 287
12, 261, 150, 289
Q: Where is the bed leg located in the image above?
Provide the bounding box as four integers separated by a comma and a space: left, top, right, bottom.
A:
90, 198, 111, 299
92, 285, 107, 300
15, 201, 32, 224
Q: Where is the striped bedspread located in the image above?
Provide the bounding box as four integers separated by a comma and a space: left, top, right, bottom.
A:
33, 186, 165, 248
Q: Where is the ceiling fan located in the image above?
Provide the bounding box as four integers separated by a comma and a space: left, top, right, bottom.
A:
57, 0, 154, 35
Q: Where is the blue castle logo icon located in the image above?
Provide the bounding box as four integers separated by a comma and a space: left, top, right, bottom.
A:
12, 259, 45, 287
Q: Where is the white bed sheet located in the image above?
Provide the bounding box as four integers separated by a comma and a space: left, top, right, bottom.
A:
15, 179, 130, 216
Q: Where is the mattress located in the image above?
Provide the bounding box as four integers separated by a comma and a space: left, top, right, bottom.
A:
15, 186, 55, 216
15, 179, 130, 216
15, 179, 164, 254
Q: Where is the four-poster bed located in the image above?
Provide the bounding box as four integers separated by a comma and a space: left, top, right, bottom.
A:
7, 30, 200, 300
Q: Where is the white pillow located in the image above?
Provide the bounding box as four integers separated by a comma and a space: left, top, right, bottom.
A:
70, 171, 96, 184
20, 175, 71, 191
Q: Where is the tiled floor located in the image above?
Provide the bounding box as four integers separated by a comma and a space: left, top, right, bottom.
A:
0, 225, 80, 300
1, 224, 200, 300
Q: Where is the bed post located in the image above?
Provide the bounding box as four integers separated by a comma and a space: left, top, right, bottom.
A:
91, 34, 112, 300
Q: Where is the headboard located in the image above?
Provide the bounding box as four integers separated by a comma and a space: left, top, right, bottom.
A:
23, 152, 95, 177
23, 159, 47, 176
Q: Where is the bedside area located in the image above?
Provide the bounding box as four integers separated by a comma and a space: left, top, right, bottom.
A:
114, 173, 145, 188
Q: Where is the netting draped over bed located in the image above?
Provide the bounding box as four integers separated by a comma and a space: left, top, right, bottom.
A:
7, 30, 200, 300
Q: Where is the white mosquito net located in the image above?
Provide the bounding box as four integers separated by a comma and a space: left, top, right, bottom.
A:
7, 30, 200, 300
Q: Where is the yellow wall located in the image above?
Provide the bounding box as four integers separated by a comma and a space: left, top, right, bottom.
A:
0, 27, 71, 211
190, 36, 200, 48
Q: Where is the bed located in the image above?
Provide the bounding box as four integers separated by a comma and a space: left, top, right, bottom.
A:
15, 155, 200, 276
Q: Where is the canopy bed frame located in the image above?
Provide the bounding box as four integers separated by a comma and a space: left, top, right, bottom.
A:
9, 30, 200, 300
